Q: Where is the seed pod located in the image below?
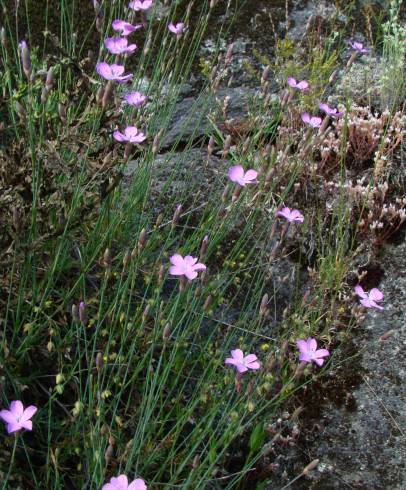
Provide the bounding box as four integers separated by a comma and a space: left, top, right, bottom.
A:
158, 264, 165, 286
0, 27, 6, 47
171, 204, 182, 229
200, 235, 209, 258
71, 304, 79, 321
142, 303, 151, 321
104, 444, 114, 464
207, 136, 215, 156
261, 66, 270, 84
15, 101, 26, 118
79, 301, 87, 325
225, 43, 233, 65
163, 323, 171, 340
45, 66, 54, 91
95, 352, 104, 373
21, 41, 32, 80
41, 87, 49, 104
123, 250, 131, 268
138, 228, 147, 251
222, 135, 232, 158
103, 248, 112, 268
203, 294, 212, 311
259, 293, 269, 317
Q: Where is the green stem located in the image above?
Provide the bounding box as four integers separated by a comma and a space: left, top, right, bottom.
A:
3, 434, 18, 490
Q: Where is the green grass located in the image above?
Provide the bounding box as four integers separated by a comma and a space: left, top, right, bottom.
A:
0, 0, 404, 488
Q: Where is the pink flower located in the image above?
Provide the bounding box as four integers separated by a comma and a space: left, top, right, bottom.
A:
301, 112, 322, 128
102, 475, 147, 490
228, 165, 258, 186
168, 23, 187, 36
287, 77, 309, 91
112, 20, 143, 36
129, 0, 153, 11
277, 207, 304, 223
296, 338, 329, 367
319, 103, 343, 118
105, 37, 137, 55
349, 41, 368, 54
225, 349, 260, 373
0, 400, 37, 434
113, 126, 146, 144
354, 285, 384, 310
124, 91, 147, 107
169, 254, 206, 280
96, 62, 133, 83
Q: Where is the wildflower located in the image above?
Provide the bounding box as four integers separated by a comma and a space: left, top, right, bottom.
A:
225, 349, 260, 373
301, 112, 322, 128
124, 91, 147, 107
129, 0, 153, 11
168, 23, 187, 36
113, 126, 146, 143
96, 62, 133, 83
277, 207, 304, 223
169, 254, 206, 280
228, 165, 258, 186
0, 400, 37, 434
296, 338, 329, 366
319, 103, 343, 118
354, 285, 384, 310
105, 37, 137, 55
112, 20, 143, 36
349, 41, 368, 54
287, 77, 309, 91
102, 474, 147, 490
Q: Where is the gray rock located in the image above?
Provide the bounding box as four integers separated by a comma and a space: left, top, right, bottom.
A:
161, 87, 260, 149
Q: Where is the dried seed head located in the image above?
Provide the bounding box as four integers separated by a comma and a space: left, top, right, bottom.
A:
138, 228, 147, 251
259, 293, 269, 316
123, 250, 131, 268
208, 136, 215, 156
71, 304, 79, 321
45, 66, 54, 91
79, 301, 87, 325
203, 294, 213, 311
200, 235, 209, 258
142, 303, 151, 321
261, 66, 270, 84
158, 264, 165, 285
171, 204, 182, 229
95, 352, 104, 373
104, 444, 114, 464
163, 322, 171, 340
21, 42, 32, 79
103, 248, 112, 268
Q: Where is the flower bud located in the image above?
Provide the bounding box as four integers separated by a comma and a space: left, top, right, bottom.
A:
45, 66, 54, 91
163, 322, 171, 340
171, 204, 182, 229
199, 235, 209, 258
79, 301, 87, 325
20, 40, 32, 80
123, 250, 131, 268
207, 136, 215, 156
0, 27, 6, 47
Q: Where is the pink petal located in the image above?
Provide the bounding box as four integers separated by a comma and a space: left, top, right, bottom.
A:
296, 340, 308, 353
20, 420, 32, 431
192, 263, 206, 271
128, 480, 147, 490
0, 410, 15, 424
20, 406, 37, 422
360, 298, 373, 308
315, 349, 329, 359
101, 485, 114, 490
168, 24, 177, 34
10, 400, 24, 417
296, 81, 309, 90
354, 285, 366, 299
184, 255, 198, 266
247, 361, 260, 370
244, 169, 258, 182
111, 475, 128, 488
6, 422, 22, 434
299, 353, 311, 362
184, 269, 198, 280
277, 207, 291, 219
231, 349, 244, 360
287, 77, 297, 87
225, 358, 238, 366
170, 254, 184, 266
169, 265, 184, 276
314, 358, 325, 366
301, 112, 310, 124
369, 300, 384, 310
307, 338, 317, 351
244, 354, 258, 363
290, 210, 304, 222
236, 364, 248, 373
228, 165, 244, 183
113, 131, 125, 142
369, 288, 383, 302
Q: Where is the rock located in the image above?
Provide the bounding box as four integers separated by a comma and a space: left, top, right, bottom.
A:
161, 87, 260, 149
